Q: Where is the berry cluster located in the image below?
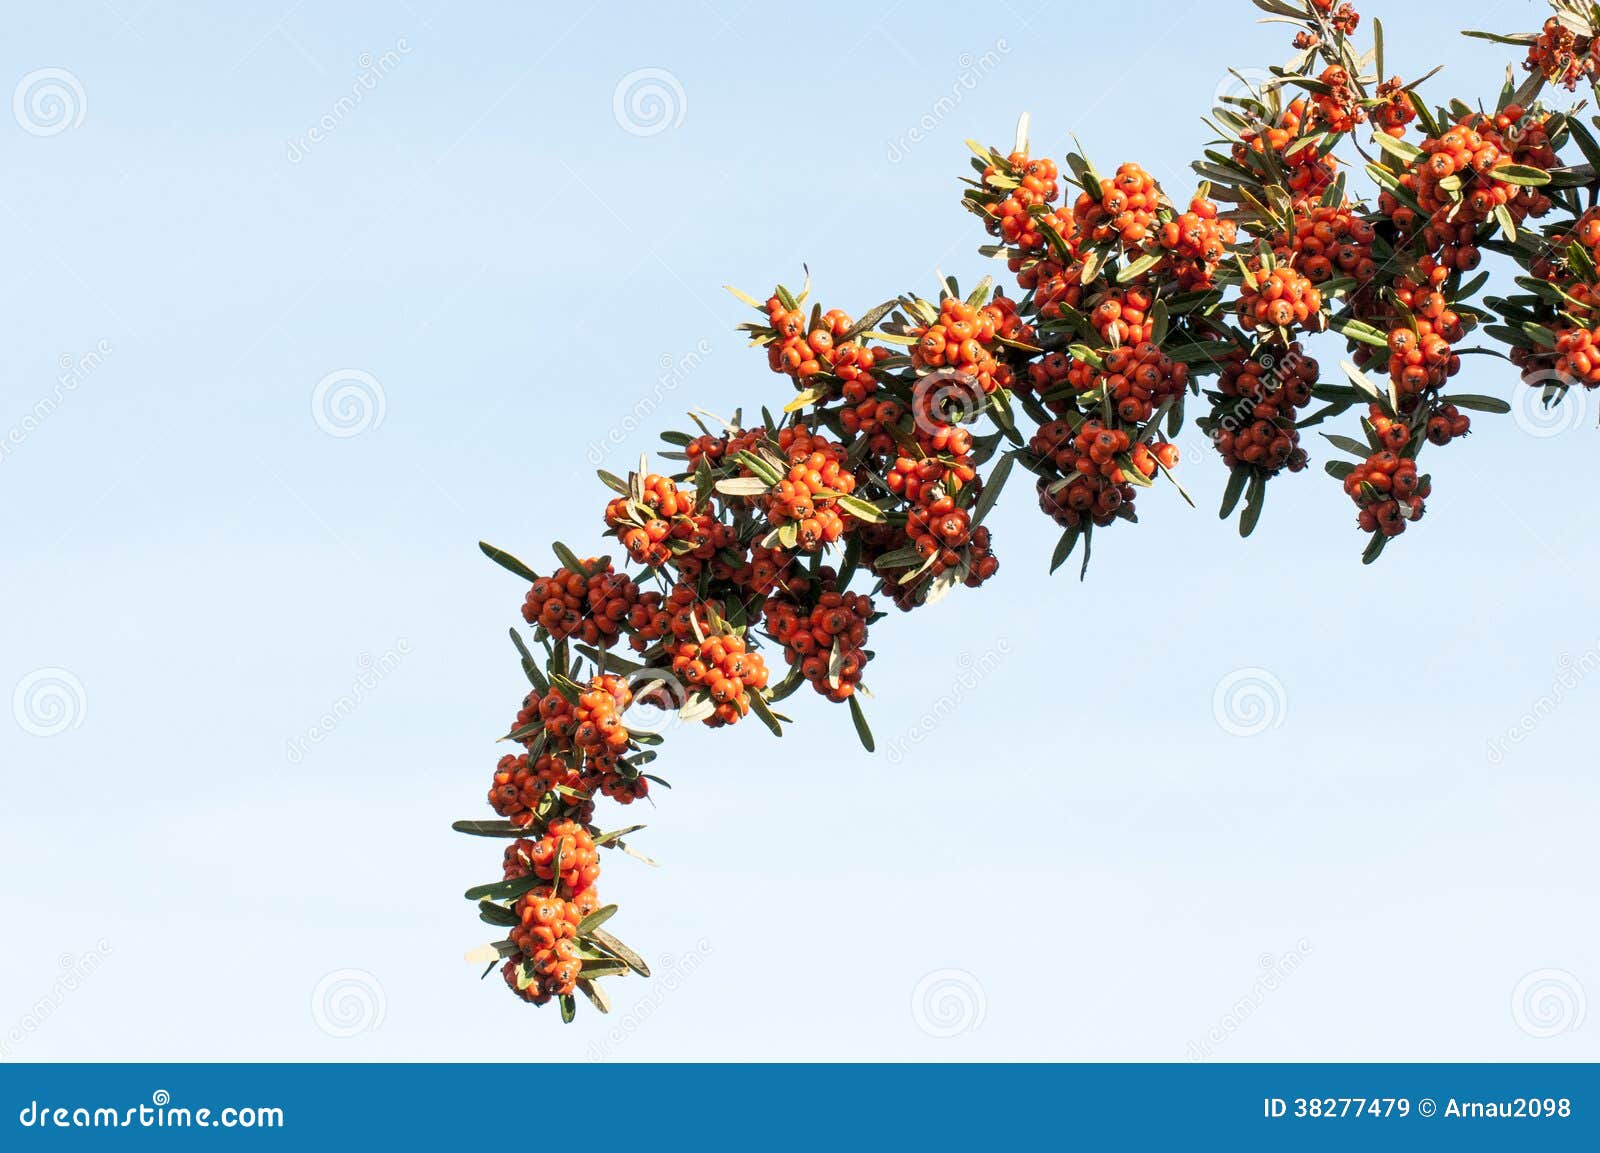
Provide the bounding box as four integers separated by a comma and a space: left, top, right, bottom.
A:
1234, 97, 1339, 205
1275, 203, 1376, 287
1098, 342, 1191, 423
1344, 450, 1430, 538
765, 300, 853, 384
761, 427, 859, 552
1157, 196, 1237, 290
1030, 419, 1168, 529
1238, 264, 1325, 333
463, 0, 1600, 1023
669, 629, 770, 726
763, 580, 874, 701
1074, 162, 1161, 249
911, 296, 1023, 395
1526, 16, 1597, 90
523, 561, 638, 646
502, 821, 603, 1004
978, 151, 1066, 254
1207, 345, 1318, 476
1383, 109, 1555, 252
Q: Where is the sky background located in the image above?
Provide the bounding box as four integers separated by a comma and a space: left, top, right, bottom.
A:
2, 0, 1596, 1061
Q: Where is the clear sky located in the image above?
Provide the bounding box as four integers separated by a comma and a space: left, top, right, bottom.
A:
2, 0, 1596, 1060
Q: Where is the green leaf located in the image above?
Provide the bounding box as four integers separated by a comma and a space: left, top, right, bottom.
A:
551, 541, 590, 577
836, 494, 887, 523
1493, 164, 1550, 186
1239, 473, 1266, 537
715, 476, 771, 497
1370, 132, 1421, 164
594, 824, 646, 847
970, 452, 1013, 528
1218, 465, 1249, 519
464, 873, 545, 903
1046, 524, 1079, 575
559, 993, 577, 1023
783, 386, 829, 413
1321, 433, 1371, 458
1117, 252, 1162, 283
734, 450, 785, 487
508, 629, 548, 692
846, 694, 875, 753
577, 978, 611, 1014
1331, 317, 1393, 351
479, 541, 539, 583
587, 928, 652, 977
724, 283, 765, 310
453, 819, 532, 839
577, 959, 631, 979
746, 690, 785, 738
478, 900, 519, 927
577, 904, 619, 936
1492, 202, 1516, 242
1440, 393, 1510, 414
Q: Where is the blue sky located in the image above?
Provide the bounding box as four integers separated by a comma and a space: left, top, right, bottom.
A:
1, 0, 1596, 1059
